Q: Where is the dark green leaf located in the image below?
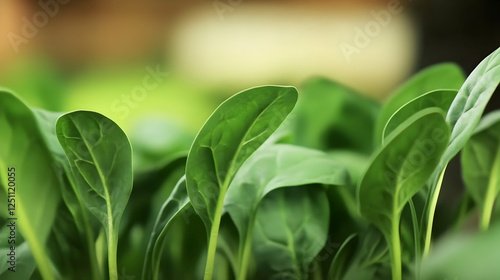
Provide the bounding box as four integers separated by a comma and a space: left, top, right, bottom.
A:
296, 78, 379, 153
186, 86, 297, 280
224, 144, 347, 279
327, 234, 357, 280
252, 186, 330, 279
186, 86, 298, 231
359, 108, 450, 279
56, 111, 133, 280
360, 108, 450, 238
142, 176, 190, 280
34, 108, 101, 279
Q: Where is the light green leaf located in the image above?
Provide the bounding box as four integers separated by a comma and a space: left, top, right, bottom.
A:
252, 186, 330, 279
142, 176, 190, 280
383, 89, 458, 140
375, 63, 465, 144
56, 111, 133, 280
186, 86, 297, 279
224, 144, 347, 279
421, 225, 500, 280
443, 47, 500, 170
462, 110, 500, 230
0, 90, 60, 280
359, 108, 450, 280
423, 47, 500, 255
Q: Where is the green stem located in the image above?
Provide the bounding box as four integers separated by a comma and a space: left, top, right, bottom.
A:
84, 218, 101, 280
106, 194, 118, 280
408, 199, 421, 280
390, 208, 402, 280
204, 192, 226, 280
108, 235, 118, 280
480, 147, 500, 231
237, 213, 257, 280
423, 168, 446, 257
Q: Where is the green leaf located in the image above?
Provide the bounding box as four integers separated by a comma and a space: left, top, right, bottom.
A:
443, 47, 500, 170
295, 78, 380, 153
34, 108, 102, 280
252, 186, 330, 279
224, 144, 347, 280
461, 110, 500, 230
375, 63, 465, 144
0, 90, 61, 280
185, 86, 298, 279
327, 234, 357, 280
423, 47, 500, 256
56, 111, 133, 280
0, 242, 36, 280
359, 108, 451, 280
421, 225, 500, 280
142, 176, 190, 280
383, 89, 458, 140
342, 227, 389, 280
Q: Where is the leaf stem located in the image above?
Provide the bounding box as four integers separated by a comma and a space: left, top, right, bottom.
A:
237, 213, 257, 280
423, 167, 446, 257
108, 233, 118, 280
390, 205, 402, 280
408, 199, 421, 280
480, 147, 500, 231
204, 191, 226, 280
84, 217, 101, 280
106, 188, 118, 280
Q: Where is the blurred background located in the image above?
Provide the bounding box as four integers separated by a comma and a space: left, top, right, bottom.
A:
1, 0, 499, 131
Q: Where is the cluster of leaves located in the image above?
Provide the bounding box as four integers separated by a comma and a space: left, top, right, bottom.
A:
0, 46, 499, 280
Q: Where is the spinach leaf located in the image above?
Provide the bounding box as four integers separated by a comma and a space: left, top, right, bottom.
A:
295, 78, 380, 154
56, 111, 133, 280
34, 108, 101, 279
342, 227, 389, 280
358, 108, 450, 280
251, 186, 330, 280
185, 86, 298, 280
142, 176, 190, 280
224, 144, 347, 280
327, 233, 357, 280
383, 89, 458, 140
423, 46, 500, 256
443, 47, 500, 169
461, 110, 500, 231
421, 225, 500, 280
0, 90, 61, 280
375, 63, 465, 144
